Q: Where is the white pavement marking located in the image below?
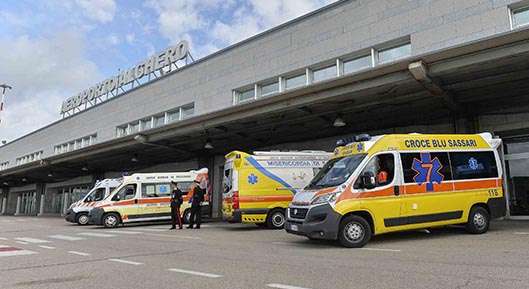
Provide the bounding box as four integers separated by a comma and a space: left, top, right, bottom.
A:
360, 248, 401, 252
145, 233, 200, 239
108, 259, 143, 266
108, 230, 144, 235
0, 237, 8, 240
167, 268, 222, 278
272, 242, 291, 245
14, 237, 51, 244
514, 232, 529, 235
48, 235, 85, 241
39, 245, 56, 249
77, 232, 116, 238
267, 283, 311, 289
0, 245, 37, 257
128, 228, 169, 232
15, 241, 29, 245
68, 251, 91, 256
31, 225, 51, 228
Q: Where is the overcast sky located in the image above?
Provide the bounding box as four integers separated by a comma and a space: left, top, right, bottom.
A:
0, 0, 335, 143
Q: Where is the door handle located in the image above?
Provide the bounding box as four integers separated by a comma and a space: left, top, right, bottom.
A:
134, 199, 138, 204
394, 186, 400, 196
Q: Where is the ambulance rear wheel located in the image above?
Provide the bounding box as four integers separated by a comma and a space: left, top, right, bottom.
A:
183, 209, 191, 224
266, 209, 285, 229
76, 213, 89, 225
103, 213, 120, 228
338, 215, 371, 248
465, 206, 490, 234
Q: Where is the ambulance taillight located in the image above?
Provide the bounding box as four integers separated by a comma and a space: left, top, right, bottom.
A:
232, 191, 239, 209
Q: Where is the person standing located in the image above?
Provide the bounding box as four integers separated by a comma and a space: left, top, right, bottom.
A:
187, 180, 205, 229
169, 181, 183, 230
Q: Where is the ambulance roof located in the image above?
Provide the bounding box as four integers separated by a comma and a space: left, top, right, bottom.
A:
225, 150, 331, 159
332, 133, 497, 159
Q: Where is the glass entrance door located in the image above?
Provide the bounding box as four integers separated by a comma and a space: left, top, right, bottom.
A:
505, 140, 529, 217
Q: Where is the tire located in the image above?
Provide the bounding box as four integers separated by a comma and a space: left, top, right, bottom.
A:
76, 213, 89, 226
266, 209, 285, 229
338, 215, 371, 248
465, 206, 490, 234
102, 213, 121, 228
183, 209, 191, 224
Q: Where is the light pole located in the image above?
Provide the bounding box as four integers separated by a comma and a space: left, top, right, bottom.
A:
0, 83, 12, 125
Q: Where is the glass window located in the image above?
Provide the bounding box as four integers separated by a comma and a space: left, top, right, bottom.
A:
141, 119, 152, 130
285, 74, 306, 90
355, 154, 396, 187
401, 152, 453, 184
75, 140, 82, 149
182, 106, 194, 119
129, 122, 139, 134
113, 184, 137, 201
313, 65, 336, 82
261, 81, 279, 96
86, 188, 106, 202
344, 55, 372, 74
239, 89, 255, 103
513, 7, 529, 28
154, 115, 165, 127
117, 126, 127, 137
306, 154, 366, 189
142, 183, 171, 198
90, 135, 97, 145
450, 151, 498, 180
378, 43, 411, 64
169, 111, 180, 122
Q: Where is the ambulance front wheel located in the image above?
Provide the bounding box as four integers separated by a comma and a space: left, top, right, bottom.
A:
266, 209, 285, 229
183, 209, 191, 224
465, 206, 490, 234
103, 213, 121, 228
76, 213, 89, 225
338, 215, 371, 248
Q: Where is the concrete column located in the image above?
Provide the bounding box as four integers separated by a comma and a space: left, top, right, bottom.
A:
62, 192, 70, 216
0, 197, 5, 215
38, 194, 45, 216
15, 195, 21, 215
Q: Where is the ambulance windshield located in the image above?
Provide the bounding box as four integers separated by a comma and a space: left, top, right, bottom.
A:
306, 154, 366, 189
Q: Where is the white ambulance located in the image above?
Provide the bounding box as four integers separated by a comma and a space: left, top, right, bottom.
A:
65, 178, 121, 225
88, 168, 211, 228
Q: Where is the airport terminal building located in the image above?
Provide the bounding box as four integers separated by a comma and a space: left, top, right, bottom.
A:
1, 0, 529, 219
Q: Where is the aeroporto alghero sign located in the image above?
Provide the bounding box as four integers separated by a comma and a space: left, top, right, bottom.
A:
60, 40, 190, 116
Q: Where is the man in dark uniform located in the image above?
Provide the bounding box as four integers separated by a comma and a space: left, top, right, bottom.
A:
187, 180, 205, 229
169, 181, 183, 230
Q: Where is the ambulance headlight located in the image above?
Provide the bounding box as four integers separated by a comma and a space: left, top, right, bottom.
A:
311, 192, 338, 205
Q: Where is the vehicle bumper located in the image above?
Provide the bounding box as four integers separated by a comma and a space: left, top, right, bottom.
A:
223, 209, 268, 223
88, 208, 105, 225
285, 203, 341, 240
65, 208, 76, 223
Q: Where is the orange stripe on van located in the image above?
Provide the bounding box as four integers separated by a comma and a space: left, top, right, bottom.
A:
138, 198, 171, 205
405, 183, 453, 195
239, 196, 293, 203
453, 179, 498, 191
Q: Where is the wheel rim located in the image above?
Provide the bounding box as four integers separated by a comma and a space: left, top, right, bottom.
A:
271, 212, 285, 228
78, 215, 89, 225
185, 211, 191, 223
473, 212, 486, 229
105, 215, 117, 227
344, 222, 364, 243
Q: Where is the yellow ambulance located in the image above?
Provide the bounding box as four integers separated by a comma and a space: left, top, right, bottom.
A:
285, 133, 506, 247
89, 168, 211, 228
222, 150, 331, 229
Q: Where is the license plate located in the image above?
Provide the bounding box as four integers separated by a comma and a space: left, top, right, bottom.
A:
290, 224, 298, 231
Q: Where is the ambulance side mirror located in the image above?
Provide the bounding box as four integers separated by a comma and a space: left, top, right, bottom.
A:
361, 172, 376, 190
85, 196, 93, 202
112, 194, 120, 201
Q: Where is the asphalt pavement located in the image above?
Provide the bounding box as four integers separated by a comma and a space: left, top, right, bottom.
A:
1, 216, 529, 289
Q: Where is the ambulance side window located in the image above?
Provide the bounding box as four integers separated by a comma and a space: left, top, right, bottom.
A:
113, 184, 137, 201
400, 152, 453, 183
356, 153, 395, 188
178, 182, 193, 196
449, 151, 498, 180
142, 183, 171, 198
